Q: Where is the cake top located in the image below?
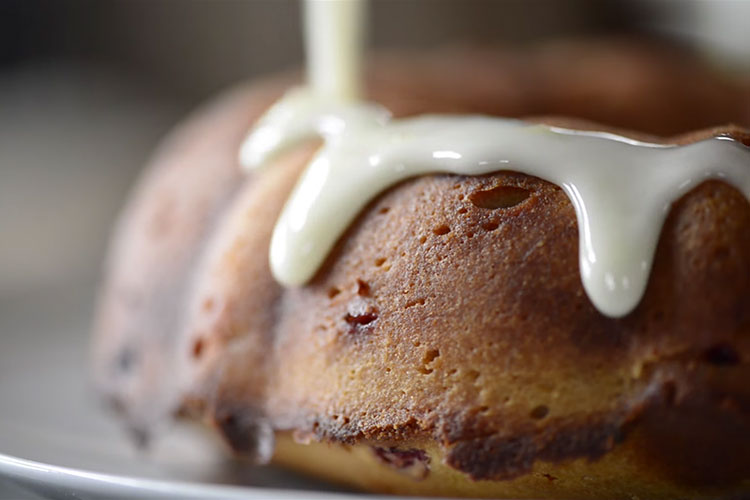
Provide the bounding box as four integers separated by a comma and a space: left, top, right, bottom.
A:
238, 1, 750, 317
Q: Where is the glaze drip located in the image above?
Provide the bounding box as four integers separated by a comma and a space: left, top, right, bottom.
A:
240, 88, 750, 317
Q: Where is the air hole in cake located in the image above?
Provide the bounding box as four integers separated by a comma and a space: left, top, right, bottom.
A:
432, 224, 450, 235
457, 207, 468, 214
469, 185, 531, 209
344, 310, 378, 327
481, 220, 500, 231
530, 405, 550, 420
356, 279, 370, 296
378, 206, 390, 214
374, 257, 386, 267
372, 447, 430, 480
405, 298, 426, 309
327, 287, 341, 299
419, 235, 427, 244
702, 343, 740, 366
344, 297, 379, 333
425, 349, 440, 364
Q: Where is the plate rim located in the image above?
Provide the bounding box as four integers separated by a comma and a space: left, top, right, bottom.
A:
0, 451, 380, 500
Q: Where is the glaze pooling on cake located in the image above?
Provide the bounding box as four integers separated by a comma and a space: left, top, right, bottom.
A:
239, 89, 750, 317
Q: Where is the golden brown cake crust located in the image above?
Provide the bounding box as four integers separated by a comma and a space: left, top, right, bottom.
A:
92, 41, 750, 498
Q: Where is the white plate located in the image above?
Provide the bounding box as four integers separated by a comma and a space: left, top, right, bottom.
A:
0, 283, 417, 500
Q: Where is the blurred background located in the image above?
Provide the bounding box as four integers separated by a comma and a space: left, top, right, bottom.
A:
1, 0, 750, 300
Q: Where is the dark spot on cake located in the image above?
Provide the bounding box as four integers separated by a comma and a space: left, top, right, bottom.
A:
378, 206, 390, 214
192, 338, 205, 359
702, 343, 740, 366
433, 224, 451, 235
327, 287, 341, 299
374, 257, 386, 267
542, 473, 558, 482
202, 297, 214, 312
469, 185, 530, 209
372, 447, 431, 479
215, 407, 273, 461
447, 419, 620, 481
530, 405, 550, 420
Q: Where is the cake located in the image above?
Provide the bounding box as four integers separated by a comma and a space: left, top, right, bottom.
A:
91, 40, 750, 499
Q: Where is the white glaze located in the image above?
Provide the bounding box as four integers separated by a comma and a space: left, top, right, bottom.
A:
240, 89, 750, 317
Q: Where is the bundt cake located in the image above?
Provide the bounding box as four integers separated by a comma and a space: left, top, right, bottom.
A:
92, 40, 750, 499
